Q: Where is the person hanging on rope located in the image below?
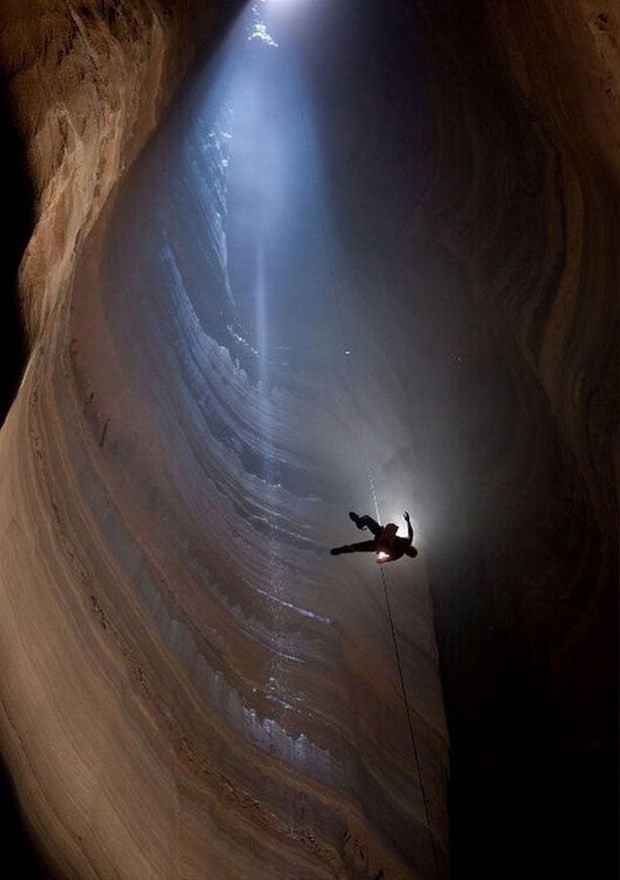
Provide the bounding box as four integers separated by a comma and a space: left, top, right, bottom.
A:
330, 511, 417, 563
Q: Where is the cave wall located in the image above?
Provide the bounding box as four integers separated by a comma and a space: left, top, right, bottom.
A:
0, 0, 232, 341
411, 1, 618, 875
0, 0, 617, 878
0, 3, 449, 879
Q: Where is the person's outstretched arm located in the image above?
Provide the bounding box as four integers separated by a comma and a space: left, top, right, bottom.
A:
404, 511, 413, 544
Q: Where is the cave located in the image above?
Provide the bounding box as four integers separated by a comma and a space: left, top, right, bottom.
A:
0, 1, 617, 878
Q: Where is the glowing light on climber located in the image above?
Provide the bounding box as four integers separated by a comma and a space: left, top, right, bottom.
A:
330, 512, 418, 564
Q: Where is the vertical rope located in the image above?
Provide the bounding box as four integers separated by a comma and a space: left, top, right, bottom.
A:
341, 353, 382, 523
294, 70, 381, 523
294, 36, 439, 877
370, 13, 442, 873
379, 564, 441, 879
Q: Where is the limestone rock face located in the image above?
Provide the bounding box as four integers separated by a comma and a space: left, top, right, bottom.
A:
410, 2, 618, 875
0, 0, 222, 339
0, 0, 617, 879
0, 2, 448, 879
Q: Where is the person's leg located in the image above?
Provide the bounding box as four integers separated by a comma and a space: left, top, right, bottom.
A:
356, 515, 383, 538
330, 540, 376, 555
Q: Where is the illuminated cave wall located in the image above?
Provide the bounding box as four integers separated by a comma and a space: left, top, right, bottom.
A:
0, 1, 617, 879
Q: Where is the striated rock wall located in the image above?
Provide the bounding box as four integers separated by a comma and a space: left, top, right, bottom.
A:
411, 0, 618, 875
0, 0, 227, 341
418, 0, 618, 527
488, 0, 618, 530
0, 2, 449, 879
0, 0, 617, 878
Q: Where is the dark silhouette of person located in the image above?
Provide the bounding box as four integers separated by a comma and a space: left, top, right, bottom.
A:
330, 511, 417, 563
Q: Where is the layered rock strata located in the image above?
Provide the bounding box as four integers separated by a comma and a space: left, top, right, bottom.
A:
0, 0, 617, 878
0, 2, 448, 878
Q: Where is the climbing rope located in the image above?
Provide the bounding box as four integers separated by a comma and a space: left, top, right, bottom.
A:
339, 338, 382, 525
379, 564, 441, 878
290, 60, 380, 523
294, 52, 440, 878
